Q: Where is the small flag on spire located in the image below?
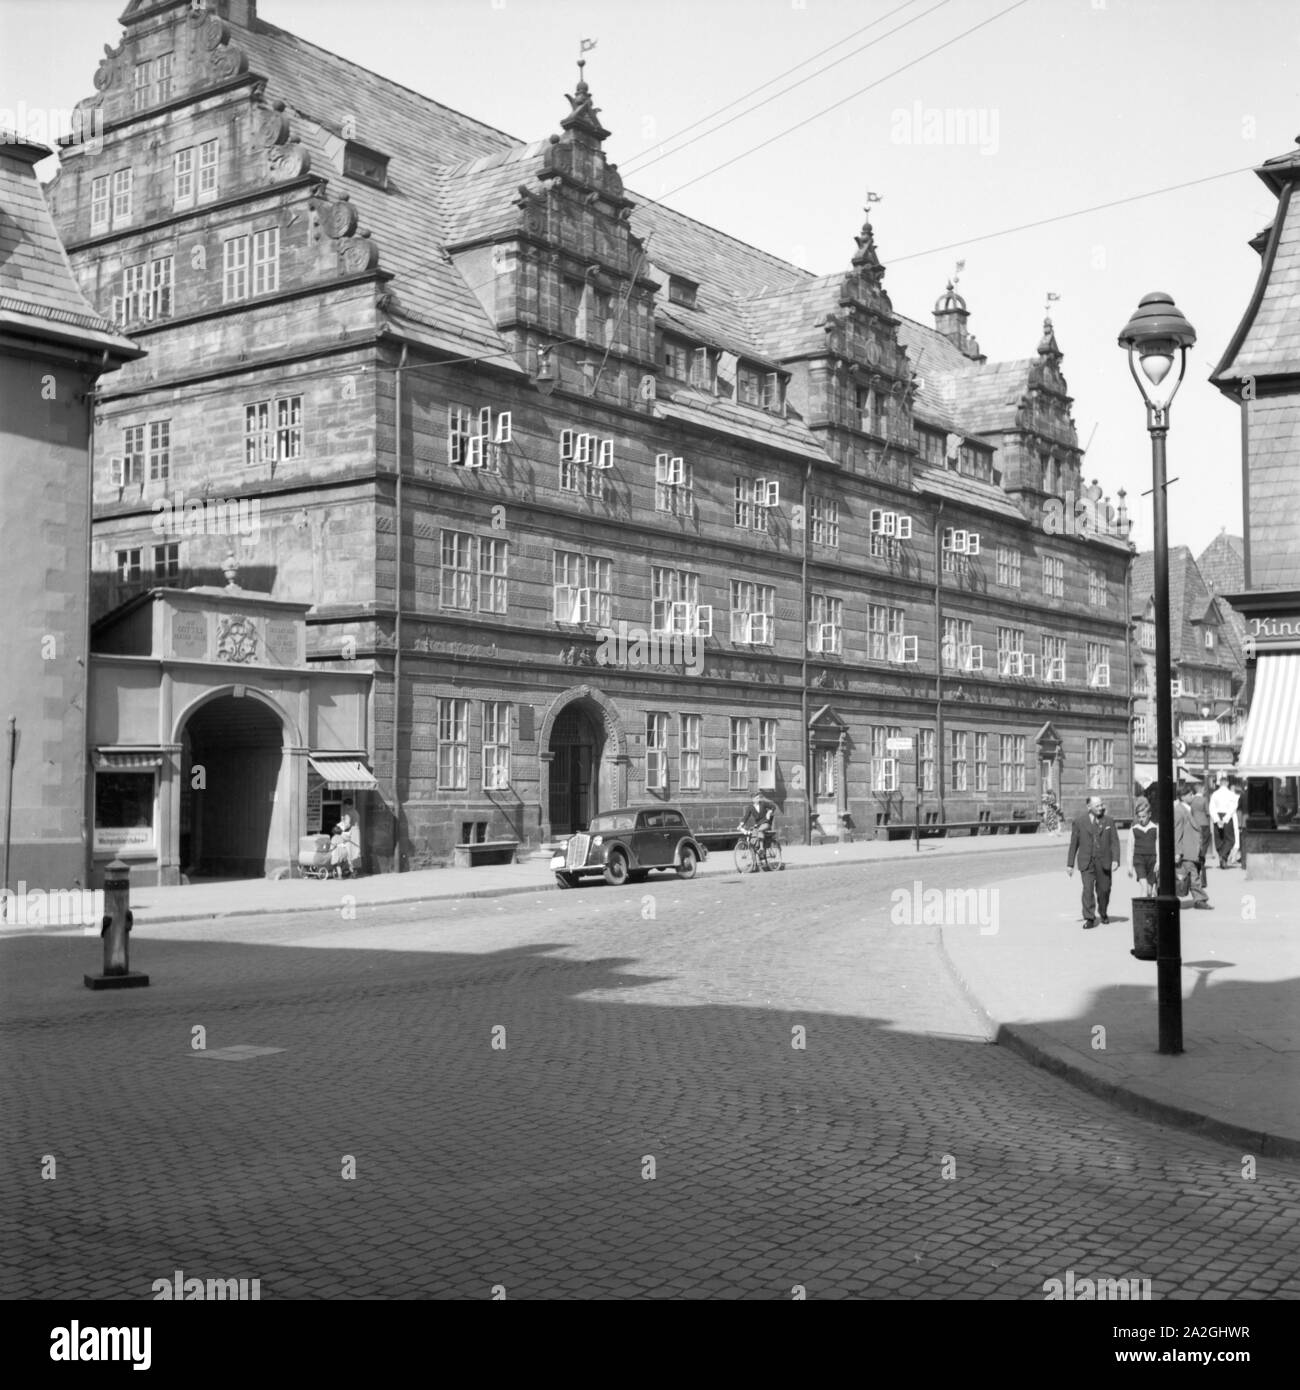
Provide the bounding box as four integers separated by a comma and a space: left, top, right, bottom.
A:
865, 190, 882, 203
580, 38, 597, 53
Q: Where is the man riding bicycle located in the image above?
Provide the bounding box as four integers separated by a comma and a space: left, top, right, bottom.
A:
739, 792, 777, 867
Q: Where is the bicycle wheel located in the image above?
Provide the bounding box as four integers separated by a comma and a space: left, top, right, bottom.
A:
734, 840, 755, 874
762, 839, 782, 871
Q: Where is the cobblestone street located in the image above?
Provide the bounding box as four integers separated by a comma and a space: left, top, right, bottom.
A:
3, 849, 1297, 1300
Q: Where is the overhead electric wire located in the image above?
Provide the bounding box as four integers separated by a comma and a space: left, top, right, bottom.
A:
618, 0, 948, 176
655, 0, 1032, 201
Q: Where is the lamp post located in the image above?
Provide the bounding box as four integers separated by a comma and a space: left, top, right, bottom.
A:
1118, 290, 1197, 1056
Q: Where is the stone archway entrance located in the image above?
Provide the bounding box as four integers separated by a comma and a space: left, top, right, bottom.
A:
548, 704, 602, 836
181, 694, 285, 877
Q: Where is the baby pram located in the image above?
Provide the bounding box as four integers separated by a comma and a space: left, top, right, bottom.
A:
298, 834, 333, 880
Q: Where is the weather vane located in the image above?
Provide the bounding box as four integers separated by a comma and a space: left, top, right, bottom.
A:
1045, 290, 1060, 316
952, 259, 965, 288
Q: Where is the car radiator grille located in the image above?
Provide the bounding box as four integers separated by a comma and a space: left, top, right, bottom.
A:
565, 835, 590, 868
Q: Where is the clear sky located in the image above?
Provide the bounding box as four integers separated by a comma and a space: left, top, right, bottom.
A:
3, 0, 1294, 562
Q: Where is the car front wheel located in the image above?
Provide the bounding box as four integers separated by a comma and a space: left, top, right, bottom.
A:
603, 852, 629, 886
677, 847, 699, 880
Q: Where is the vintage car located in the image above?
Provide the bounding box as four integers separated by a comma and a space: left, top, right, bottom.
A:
551, 806, 707, 888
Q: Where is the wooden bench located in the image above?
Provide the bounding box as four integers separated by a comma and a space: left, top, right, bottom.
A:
452, 839, 519, 868
885, 819, 1039, 840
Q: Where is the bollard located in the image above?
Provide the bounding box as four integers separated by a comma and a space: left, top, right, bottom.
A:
84, 858, 149, 990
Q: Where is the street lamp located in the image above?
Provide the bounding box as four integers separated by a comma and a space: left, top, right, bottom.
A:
1118, 290, 1196, 1056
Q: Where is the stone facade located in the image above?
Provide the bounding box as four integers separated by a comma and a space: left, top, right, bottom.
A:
49, 0, 1134, 871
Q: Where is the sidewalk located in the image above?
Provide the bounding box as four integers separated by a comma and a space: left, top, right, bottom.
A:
89, 831, 1300, 1160
939, 869, 1300, 1160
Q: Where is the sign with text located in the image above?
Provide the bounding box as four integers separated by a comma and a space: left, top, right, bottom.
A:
885, 737, 913, 751
1182, 721, 1220, 742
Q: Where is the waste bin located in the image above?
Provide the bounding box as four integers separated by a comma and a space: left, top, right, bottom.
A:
1131, 897, 1158, 960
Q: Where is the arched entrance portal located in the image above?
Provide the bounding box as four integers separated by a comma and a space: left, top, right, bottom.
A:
181, 694, 285, 877
548, 703, 604, 835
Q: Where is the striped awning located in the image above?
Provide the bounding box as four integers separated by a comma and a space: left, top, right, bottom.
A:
1238, 653, 1300, 777
308, 756, 377, 791
94, 750, 163, 770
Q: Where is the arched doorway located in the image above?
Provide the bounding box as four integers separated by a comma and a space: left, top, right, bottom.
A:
548, 702, 604, 835
181, 694, 285, 877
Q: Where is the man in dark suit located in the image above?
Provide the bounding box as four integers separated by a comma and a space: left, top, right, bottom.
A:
1066, 794, 1122, 929
1174, 785, 1212, 908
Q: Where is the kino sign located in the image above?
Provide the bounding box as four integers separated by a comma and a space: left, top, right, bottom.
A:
1243, 616, 1300, 659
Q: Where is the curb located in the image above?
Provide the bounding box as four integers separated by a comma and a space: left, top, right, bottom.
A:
935, 923, 1300, 1165
133, 835, 1063, 926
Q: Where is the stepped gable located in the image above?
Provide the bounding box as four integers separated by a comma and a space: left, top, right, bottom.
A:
0, 134, 139, 357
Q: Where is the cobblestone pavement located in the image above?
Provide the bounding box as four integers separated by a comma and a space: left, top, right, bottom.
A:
2, 849, 1297, 1300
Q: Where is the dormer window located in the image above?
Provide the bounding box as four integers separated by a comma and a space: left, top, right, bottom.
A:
668, 275, 698, 309
662, 339, 691, 382
342, 139, 390, 190
737, 364, 783, 411
1204, 629, 1215, 650
689, 346, 715, 392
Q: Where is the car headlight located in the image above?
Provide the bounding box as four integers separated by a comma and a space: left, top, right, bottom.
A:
591, 835, 603, 847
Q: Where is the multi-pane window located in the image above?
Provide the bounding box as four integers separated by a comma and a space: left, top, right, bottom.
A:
245, 395, 302, 466
729, 717, 750, 790
870, 724, 902, 793
810, 495, 839, 547
93, 168, 133, 233
223, 236, 248, 302
114, 420, 168, 484
997, 625, 1025, 676
559, 429, 606, 497
974, 733, 989, 793
1087, 737, 1115, 791
482, 702, 511, 790
688, 347, 714, 391
758, 719, 777, 790
655, 455, 693, 515
149, 256, 173, 320
999, 734, 1026, 792
152, 542, 180, 580
950, 730, 969, 793
662, 340, 690, 381
867, 604, 904, 662
920, 728, 935, 794
1088, 567, 1109, 606
223, 231, 279, 302
734, 477, 778, 532
943, 617, 973, 671
148, 421, 171, 481
996, 545, 1021, 587
730, 580, 775, 645
1042, 635, 1067, 683
478, 538, 507, 614
174, 148, 194, 205
737, 366, 762, 406
553, 551, 612, 626
253, 229, 280, 295
1042, 554, 1065, 598
808, 593, 843, 655
198, 139, 219, 197
116, 548, 142, 582
679, 714, 701, 791
119, 257, 174, 324
1133, 714, 1149, 745
131, 53, 172, 110
1139, 619, 1156, 649
1133, 664, 1149, 694
437, 698, 469, 789
560, 279, 582, 335
645, 713, 669, 791
651, 566, 701, 635
1086, 641, 1111, 688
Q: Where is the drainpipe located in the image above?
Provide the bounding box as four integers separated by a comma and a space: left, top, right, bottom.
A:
82, 368, 103, 887
800, 458, 811, 844
934, 497, 946, 823
392, 345, 408, 871
2, 717, 15, 894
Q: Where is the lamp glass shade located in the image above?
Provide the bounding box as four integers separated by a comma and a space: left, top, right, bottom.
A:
1138, 350, 1175, 386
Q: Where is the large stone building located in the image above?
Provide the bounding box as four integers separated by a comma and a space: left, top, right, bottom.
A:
47, 0, 1134, 879
1211, 134, 1300, 875
1129, 546, 1246, 791
0, 133, 139, 893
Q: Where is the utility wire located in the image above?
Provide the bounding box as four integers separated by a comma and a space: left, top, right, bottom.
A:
656, 0, 1032, 202
619, 0, 946, 175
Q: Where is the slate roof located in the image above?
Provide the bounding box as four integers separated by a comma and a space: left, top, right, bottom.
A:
1212, 158, 1300, 382
1197, 531, 1246, 596
0, 135, 139, 357
1130, 547, 1244, 670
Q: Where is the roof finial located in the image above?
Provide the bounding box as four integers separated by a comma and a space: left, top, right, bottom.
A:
577, 37, 596, 93
1045, 289, 1060, 322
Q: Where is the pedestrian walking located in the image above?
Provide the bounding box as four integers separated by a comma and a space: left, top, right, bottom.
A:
1127, 798, 1158, 898
329, 800, 362, 878
1188, 781, 1212, 884
1209, 776, 1240, 869
1066, 794, 1121, 929
1174, 786, 1212, 909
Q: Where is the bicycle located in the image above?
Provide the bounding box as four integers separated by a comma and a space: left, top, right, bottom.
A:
733, 827, 783, 874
